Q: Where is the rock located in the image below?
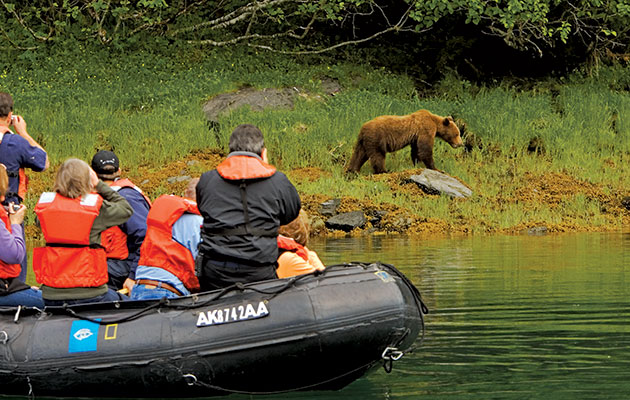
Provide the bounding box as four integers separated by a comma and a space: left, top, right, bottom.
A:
527, 226, 548, 235
320, 77, 342, 96
310, 216, 326, 234
391, 216, 413, 232
319, 198, 341, 216
187, 160, 199, 166
325, 211, 366, 232
408, 170, 472, 198
202, 81, 343, 124
203, 87, 298, 123
366, 210, 387, 227
622, 196, 630, 210
140, 179, 150, 186
167, 175, 191, 184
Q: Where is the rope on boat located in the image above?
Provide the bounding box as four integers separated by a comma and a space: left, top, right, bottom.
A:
56, 262, 428, 332
184, 359, 379, 396
376, 261, 429, 354
58, 273, 312, 325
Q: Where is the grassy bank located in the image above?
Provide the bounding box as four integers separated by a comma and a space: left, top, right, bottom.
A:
2, 44, 629, 236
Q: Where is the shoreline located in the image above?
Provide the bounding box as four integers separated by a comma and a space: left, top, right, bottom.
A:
22, 149, 630, 239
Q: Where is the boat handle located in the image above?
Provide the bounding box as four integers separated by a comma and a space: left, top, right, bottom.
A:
183, 374, 197, 386
13, 305, 21, 323
382, 346, 404, 361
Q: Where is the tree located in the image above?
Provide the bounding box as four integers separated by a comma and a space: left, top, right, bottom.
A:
0, 1, 627, 61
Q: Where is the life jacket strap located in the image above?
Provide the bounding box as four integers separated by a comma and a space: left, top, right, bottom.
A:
45, 242, 104, 249
204, 226, 278, 237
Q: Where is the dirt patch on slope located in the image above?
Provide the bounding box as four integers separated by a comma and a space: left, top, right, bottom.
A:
21, 151, 630, 238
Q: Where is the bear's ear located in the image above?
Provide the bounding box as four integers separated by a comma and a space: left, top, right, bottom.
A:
442, 117, 451, 126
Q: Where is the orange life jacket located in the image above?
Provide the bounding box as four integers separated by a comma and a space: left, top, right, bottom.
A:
277, 235, 309, 261
138, 195, 200, 291
33, 192, 108, 288
216, 155, 276, 180
17, 168, 27, 200
101, 178, 151, 260
210, 155, 279, 237
0, 206, 22, 279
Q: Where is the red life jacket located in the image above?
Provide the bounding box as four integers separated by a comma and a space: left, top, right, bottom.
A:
101, 178, 151, 260
32, 192, 108, 288
0, 206, 22, 279
277, 235, 309, 261
138, 195, 200, 291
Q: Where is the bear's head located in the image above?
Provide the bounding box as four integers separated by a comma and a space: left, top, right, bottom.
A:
437, 117, 463, 148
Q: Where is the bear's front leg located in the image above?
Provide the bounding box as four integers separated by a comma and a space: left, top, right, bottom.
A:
416, 137, 436, 170
410, 142, 420, 165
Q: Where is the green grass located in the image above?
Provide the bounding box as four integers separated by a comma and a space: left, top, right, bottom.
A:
1, 43, 629, 236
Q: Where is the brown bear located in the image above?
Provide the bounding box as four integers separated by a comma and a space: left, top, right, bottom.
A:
346, 109, 463, 173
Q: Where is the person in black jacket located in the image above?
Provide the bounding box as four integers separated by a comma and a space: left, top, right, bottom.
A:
196, 124, 301, 290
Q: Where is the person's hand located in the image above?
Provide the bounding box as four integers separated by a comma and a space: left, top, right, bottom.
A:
11, 115, 27, 136
8, 204, 26, 225
89, 168, 99, 189
123, 278, 135, 293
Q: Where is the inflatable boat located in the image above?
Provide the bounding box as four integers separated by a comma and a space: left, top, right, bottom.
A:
0, 262, 427, 398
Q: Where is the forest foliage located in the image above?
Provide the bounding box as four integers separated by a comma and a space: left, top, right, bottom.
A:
1, 0, 628, 74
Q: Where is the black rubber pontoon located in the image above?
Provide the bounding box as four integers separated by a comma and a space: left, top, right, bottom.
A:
0, 262, 427, 398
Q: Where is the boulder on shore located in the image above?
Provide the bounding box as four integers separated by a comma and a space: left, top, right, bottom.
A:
325, 211, 366, 232
408, 170, 472, 198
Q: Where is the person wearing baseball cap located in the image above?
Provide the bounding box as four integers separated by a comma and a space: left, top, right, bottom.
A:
91, 150, 151, 294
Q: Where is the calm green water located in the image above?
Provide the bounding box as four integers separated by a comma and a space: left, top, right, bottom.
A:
16, 232, 630, 399
226, 232, 630, 400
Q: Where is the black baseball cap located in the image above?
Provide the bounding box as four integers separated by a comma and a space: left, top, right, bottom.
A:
91, 150, 119, 175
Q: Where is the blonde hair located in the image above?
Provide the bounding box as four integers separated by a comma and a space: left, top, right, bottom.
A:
53, 158, 92, 199
279, 209, 310, 246
185, 177, 199, 201
0, 164, 8, 197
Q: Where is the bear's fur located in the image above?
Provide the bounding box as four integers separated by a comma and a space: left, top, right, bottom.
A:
346, 109, 463, 173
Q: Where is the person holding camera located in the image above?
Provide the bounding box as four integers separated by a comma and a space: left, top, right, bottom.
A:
196, 124, 301, 290
33, 158, 133, 306
0, 92, 49, 283
0, 164, 44, 308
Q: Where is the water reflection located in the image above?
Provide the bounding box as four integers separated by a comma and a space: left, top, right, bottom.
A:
22, 232, 630, 399
310, 233, 630, 400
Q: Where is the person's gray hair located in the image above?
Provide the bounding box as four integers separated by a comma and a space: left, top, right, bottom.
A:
53, 158, 92, 199
228, 124, 265, 155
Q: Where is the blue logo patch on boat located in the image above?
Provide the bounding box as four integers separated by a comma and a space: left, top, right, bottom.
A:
68, 319, 101, 353
375, 270, 394, 283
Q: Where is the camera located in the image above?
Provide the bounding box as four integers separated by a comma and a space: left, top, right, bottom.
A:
7, 203, 19, 213
10, 115, 17, 125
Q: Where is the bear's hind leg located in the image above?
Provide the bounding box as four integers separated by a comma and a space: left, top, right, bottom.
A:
369, 151, 387, 174
347, 142, 369, 173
